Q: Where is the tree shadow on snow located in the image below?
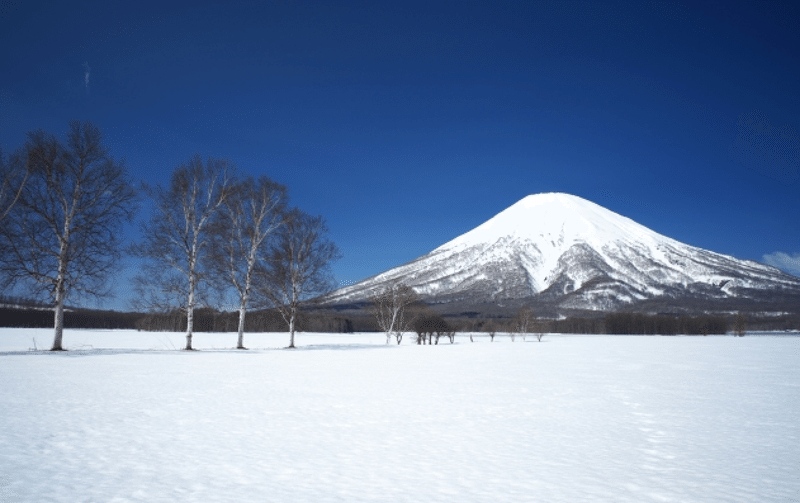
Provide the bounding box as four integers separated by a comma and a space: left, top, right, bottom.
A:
0, 348, 182, 357
0, 344, 390, 356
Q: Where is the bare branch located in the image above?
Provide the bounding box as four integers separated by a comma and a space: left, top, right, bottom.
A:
0, 147, 31, 224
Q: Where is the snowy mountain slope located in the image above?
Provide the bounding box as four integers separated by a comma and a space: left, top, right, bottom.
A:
326, 193, 800, 311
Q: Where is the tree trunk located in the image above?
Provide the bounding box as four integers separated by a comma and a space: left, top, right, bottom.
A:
185, 305, 194, 350
238, 260, 255, 349
51, 289, 65, 351
185, 266, 198, 350
185, 281, 194, 350
51, 240, 69, 351
387, 309, 397, 345
288, 311, 296, 348
237, 301, 247, 349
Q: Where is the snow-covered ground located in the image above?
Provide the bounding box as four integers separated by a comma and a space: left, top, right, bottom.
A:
1, 329, 798, 502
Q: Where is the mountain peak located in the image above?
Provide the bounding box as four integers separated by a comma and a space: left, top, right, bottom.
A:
435, 192, 672, 254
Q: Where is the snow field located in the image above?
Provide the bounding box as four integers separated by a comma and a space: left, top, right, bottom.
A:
1, 329, 798, 502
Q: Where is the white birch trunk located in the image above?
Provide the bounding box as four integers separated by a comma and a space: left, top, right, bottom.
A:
52, 286, 66, 350
386, 321, 393, 345
236, 252, 256, 349
237, 300, 247, 349
185, 235, 200, 350
186, 274, 195, 350
52, 229, 70, 351
288, 312, 295, 348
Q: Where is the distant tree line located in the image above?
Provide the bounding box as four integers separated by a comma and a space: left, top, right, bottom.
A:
0, 306, 142, 330
603, 312, 728, 335
0, 305, 353, 333
443, 311, 770, 335
3, 302, 800, 335
133, 308, 353, 333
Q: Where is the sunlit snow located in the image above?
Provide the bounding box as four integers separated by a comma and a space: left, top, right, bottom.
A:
1, 329, 798, 502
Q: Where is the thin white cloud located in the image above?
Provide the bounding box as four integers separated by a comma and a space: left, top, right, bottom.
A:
82, 62, 91, 93
762, 251, 800, 277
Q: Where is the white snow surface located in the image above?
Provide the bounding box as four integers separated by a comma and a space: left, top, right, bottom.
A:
1, 329, 798, 502
435, 192, 679, 252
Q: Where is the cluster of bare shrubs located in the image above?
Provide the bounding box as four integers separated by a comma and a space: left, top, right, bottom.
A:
413, 311, 455, 344
371, 287, 544, 344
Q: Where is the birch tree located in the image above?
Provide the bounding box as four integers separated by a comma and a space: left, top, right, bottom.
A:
256, 209, 340, 348
371, 282, 418, 344
131, 155, 233, 350
512, 306, 535, 341
0, 122, 137, 350
212, 176, 287, 349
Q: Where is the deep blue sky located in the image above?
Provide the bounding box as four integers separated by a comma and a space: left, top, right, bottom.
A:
2, 0, 799, 310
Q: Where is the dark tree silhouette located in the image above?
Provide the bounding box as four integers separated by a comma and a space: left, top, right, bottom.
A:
413, 310, 453, 345
0, 122, 137, 350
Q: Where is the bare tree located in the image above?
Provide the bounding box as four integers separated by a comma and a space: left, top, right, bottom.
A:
130, 155, 234, 350
0, 147, 30, 224
0, 122, 137, 350
371, 282, 419, 344
256, 209, 340, 348
484, 320, 497, 342
512, 306, 535, 341
211, 176, 287, 349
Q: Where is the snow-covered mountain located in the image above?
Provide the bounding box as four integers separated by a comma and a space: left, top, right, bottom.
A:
326, 193, 800, 312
